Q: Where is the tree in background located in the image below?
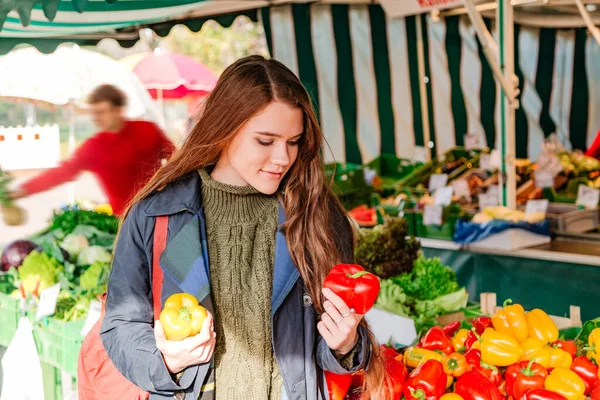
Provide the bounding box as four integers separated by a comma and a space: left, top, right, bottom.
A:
162, 16, 269, 75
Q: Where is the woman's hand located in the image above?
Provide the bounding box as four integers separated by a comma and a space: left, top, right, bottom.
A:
317, 287, 364, 357
154, 312, 216, 374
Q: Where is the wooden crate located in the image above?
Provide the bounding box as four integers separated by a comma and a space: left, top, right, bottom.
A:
479, 292, 582, 329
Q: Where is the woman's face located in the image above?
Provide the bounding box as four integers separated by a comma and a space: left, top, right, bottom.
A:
212, 101, 304, 195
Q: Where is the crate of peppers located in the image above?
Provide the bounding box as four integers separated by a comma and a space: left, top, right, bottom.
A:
320, 262, 600, 400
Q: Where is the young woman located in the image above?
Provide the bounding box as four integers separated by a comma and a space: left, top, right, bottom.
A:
101, 55, 387, 400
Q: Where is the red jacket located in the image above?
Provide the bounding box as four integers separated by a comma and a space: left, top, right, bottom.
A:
22, 120, 175, 215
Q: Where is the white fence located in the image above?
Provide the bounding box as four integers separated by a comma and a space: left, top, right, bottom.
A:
0, 124, 61, 170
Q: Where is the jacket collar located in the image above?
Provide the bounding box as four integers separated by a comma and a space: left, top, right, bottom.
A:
142, 171, 203, 217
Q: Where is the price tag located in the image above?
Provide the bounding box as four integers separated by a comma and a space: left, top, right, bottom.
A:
81, 300, 102, 336
452, 180, 472, 201
525, 199, 549, 217
429, 173, 449, 191
434, 186, 454, 206
490, 149, 501, 168
423, 205, 443, 226
576, 185, 600, 209
535, 171, 555, 188
36, 283, 61, 320
414, 146, 429, 163
464, 133, 481, 151
479, 191, 499, 209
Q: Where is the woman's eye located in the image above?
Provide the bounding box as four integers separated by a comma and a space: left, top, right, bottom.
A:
288, 140, 300, 146
257, 140, 273, 146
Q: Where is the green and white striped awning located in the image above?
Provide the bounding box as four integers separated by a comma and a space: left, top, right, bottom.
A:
260, 3, 600, 164
0, 0, 260, 54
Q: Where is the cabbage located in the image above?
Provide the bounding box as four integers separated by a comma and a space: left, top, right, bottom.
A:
60, 234, 89, 260
431, 288, 469, 313
77, 246, 111, 266
18, 251, 63, 295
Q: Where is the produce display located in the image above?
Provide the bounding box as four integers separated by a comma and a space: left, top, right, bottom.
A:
0, 205, 117, 322
339, 299, 600, 400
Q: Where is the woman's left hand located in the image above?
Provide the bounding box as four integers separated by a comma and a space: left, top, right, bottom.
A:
317, 287, 364, 357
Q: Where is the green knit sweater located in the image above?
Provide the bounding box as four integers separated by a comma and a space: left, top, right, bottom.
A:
199, 169, 282, 400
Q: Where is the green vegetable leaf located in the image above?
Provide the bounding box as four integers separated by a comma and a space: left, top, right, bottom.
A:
577, 317, 600, 343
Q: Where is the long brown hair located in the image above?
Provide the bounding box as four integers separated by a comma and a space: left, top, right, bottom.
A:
122, 55, 390, 399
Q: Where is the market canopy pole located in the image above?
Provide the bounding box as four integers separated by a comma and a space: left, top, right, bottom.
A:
463, 0, 519, 209
574, 0, 600, 46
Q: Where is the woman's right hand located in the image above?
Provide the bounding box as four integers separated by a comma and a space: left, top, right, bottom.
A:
154, 312, 216, 374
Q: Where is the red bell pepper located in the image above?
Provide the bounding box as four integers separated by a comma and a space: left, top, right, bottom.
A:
443, 321, 461, 337
403, 359, 446, 400
472, 316, 493, 334
464, 330, 479, 350
570, 355, 599, 395
323, 264, 380, 314
454, 370, 504, 400
524, 389, 568, 400
420, 326, 454, 355
505, 360, 548, 400
552, 340, 578, 359
324, 371, 352, 400
591, 387, 600, 400
381, 345, 407, 397
463, 348, 501, 386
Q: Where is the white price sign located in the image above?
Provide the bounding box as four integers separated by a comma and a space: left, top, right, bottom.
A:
525, 199, 549, 217
434, 186, 454, 206
452, 180, 472, 201
490, 149, 501, 169
576, 185, 600, 209
429, 174, 449, 191
535, 171, 555, 188
36, 283, 61, 320
480, 154, 492, 171
464, 134, 481, 151
423, 205, 443, 226
81, 300, 102, 336
479, 191, 500, 209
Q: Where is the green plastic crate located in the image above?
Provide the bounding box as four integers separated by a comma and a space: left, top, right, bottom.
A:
325, 162, 369, 196
34, 318, 84, 377
0, 291, 19, 347
366, 154, 419, 193
414, 212, 458, 241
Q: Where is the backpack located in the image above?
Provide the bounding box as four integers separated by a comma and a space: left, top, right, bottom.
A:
78, 216, 168, 400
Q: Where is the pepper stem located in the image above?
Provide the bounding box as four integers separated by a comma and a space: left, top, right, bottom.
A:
521, 359, 536, 376
346, 270, 371, 279
179, 307, 191, 322
503, 299, 513, 307
480, 361, 499, 373
409, 388, 427, 400
471, 328, 483, 342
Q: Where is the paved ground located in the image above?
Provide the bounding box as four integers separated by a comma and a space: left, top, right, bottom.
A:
1, 169, 106, 246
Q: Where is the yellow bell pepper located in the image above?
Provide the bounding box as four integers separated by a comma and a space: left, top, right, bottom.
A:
544, 368, 585, 400
526, 309, 559, 344
586, 328, 600, 363
520, 337, 551, 368
159, 293, 208, 341
492, 299, 529, 343
440, 395, 464, 400
452, 329, 469, 352
480, 328, 523, 367
402, 347, 443, 368
446, 375, 454, 389
546, 346, 573, 369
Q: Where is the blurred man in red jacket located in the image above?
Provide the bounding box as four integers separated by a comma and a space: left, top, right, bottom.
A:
11, 84, 175, 215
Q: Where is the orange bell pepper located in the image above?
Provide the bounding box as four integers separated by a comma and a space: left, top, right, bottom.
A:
527, 309, 559, 344
159, 293, 208, 341
443, 353, 471, 377
440, 394, 464, 400
492, 299, 529, 343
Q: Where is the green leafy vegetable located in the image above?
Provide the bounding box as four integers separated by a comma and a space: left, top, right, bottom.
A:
355, 217, 420, 279
49, 207, 118, 235
393, 256, 459, 300
80, 261, 110, 290
61, 234, 89, 260
374, 279, 411, 317
77, 246, 111, 266
431, 288, 469, 312
577, 317, 600, 344
18, 251, 63, 294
